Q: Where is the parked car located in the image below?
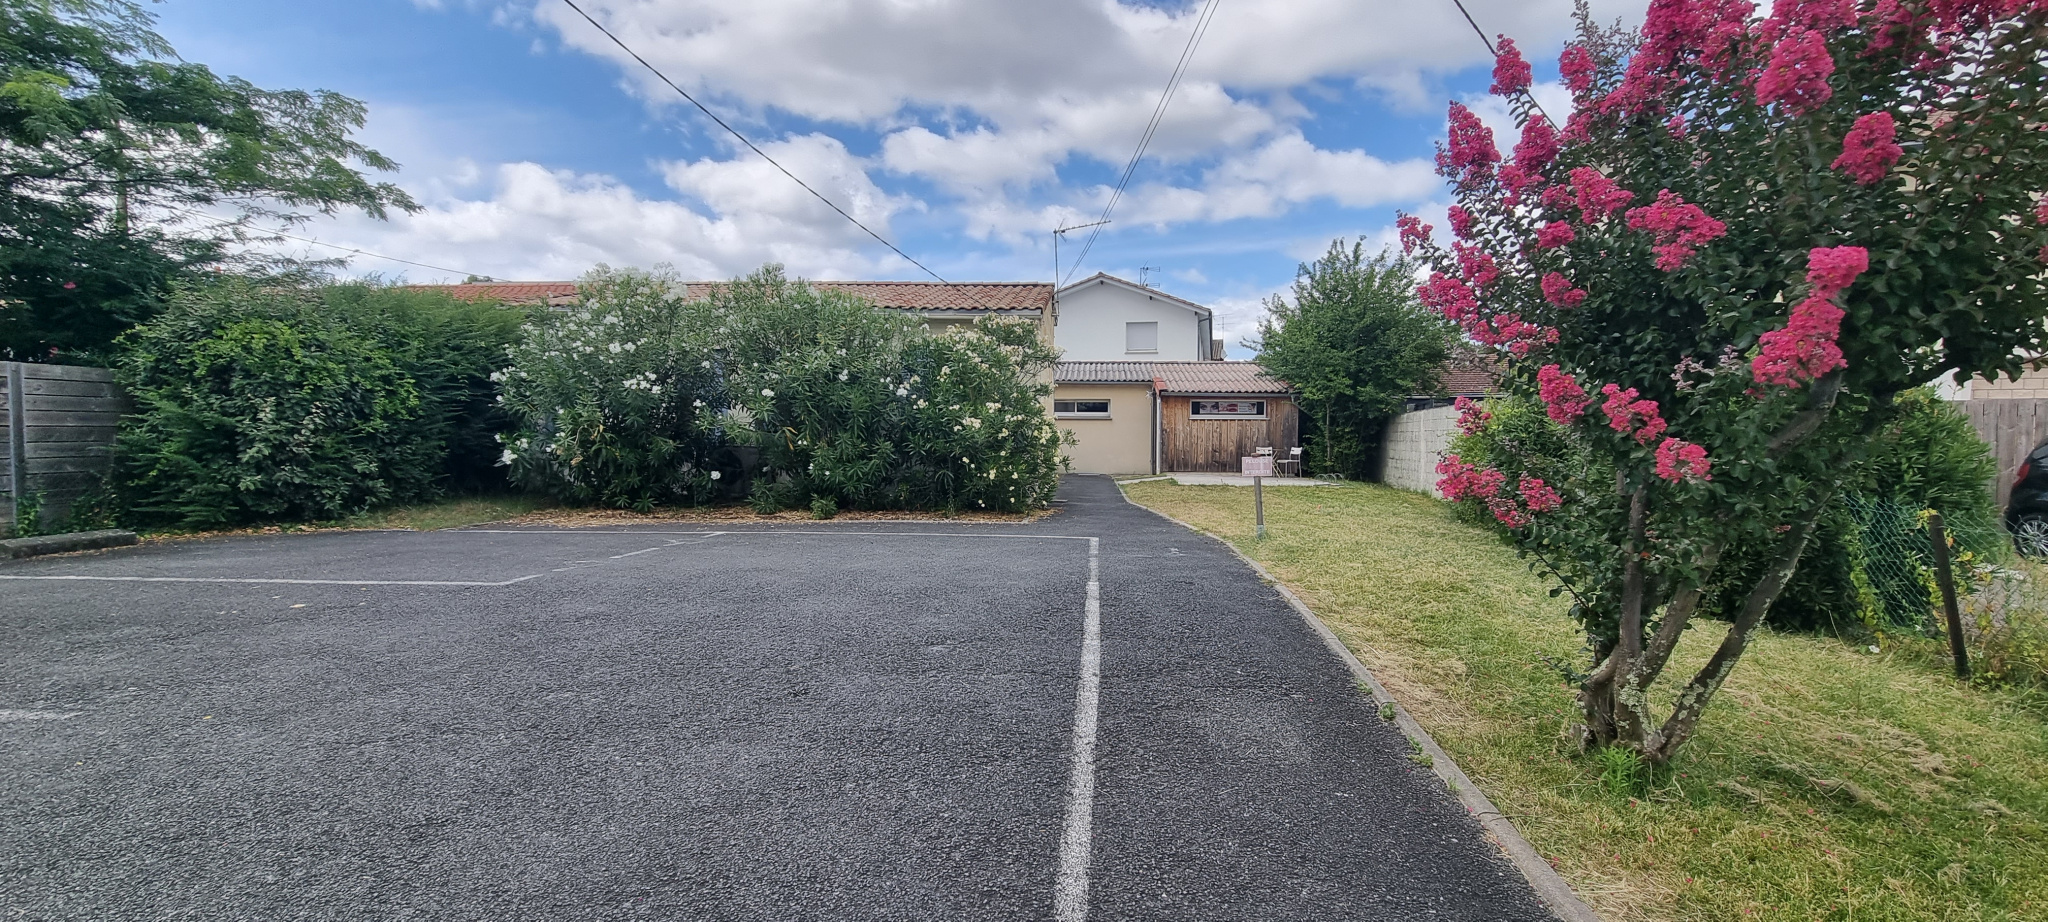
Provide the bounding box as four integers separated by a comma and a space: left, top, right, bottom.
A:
2005, 439, 2048, 555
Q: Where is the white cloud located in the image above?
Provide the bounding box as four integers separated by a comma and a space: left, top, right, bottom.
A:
251, 160, 908, 283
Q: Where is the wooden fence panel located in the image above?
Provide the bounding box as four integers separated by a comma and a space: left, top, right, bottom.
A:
1959, 398, 2048, 509
1, 361, 124, 532
1158, 396, 1300, 472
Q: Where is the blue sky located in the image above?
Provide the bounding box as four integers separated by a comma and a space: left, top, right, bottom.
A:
150, 0, 1643, 355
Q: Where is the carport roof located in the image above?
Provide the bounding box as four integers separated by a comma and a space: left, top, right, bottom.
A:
1054, 361, 1293, 395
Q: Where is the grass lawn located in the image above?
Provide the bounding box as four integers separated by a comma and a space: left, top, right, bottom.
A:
332, 495, 556, 531
1122, 479, 2048, 922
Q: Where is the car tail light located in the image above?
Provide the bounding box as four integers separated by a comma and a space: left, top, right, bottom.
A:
2019, 461, 2034, 488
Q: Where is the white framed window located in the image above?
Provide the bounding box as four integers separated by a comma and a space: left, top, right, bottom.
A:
1189, 399, 1267, 419
1054, 399, 1112, 419
1125, 321, 1159, 353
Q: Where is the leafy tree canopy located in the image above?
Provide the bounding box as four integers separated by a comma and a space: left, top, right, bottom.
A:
0, 0, 417, 360
1255, 239, 1454, 478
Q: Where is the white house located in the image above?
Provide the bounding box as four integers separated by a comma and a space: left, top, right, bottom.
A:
1053, 272, 1222, 363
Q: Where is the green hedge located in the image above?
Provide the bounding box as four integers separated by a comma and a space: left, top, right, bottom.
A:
112, 277, 526, 529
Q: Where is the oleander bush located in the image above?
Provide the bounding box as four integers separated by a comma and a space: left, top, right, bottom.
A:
498, 265, 1064, 513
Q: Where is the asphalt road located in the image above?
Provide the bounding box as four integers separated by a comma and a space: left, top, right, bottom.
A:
0, 475, 1553, 921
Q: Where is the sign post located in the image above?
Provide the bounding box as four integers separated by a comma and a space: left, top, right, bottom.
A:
1242, 455, 1274, 538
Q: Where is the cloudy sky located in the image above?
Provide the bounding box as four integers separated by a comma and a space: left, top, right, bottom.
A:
153, 0, 1644, 355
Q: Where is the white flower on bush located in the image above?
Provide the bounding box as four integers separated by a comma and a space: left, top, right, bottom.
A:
607, 343, 623, 354
761, 388, 775, 397
838, 370, 849, 382
962, 417, 982, 428
896, 387, 909, 397
498, 449, 517, 467
710, 470, 722, 481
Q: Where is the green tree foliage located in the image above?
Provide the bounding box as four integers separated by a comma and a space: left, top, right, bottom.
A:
1409, 2, 2048, 764
0, 0, 416, 360
499, 265, 1066, 513
112, 277, 526, 529
1254, 240, 1453, 479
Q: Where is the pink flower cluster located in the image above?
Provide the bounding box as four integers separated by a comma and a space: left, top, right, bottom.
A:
1568, 168, 1635, 222
1488, 497, 1533, 528
1490, 36, 1533, 96
1454, 243, 1501, 292
1519, 476, 1563, 513
1754, 27, 1835, 114
1447, 205, 1475, 240
1559, 45, 1597, 95
1438, 102, 1499, 182
1397, 214, 1433, 254
1513, 119, 1561, 173
1437, 455, 1505, 502
1454, 397, 1492, 435
1541, 272, 1588, 308
1752, 245, 1869, 387
1477, 314, 1560, 355
1624, 190, 1729, 271
1601, 383, 1669, 445
1535, 221, 1577, 249
1537, 364, 1591, 424
1832, 111, 1902, 185
1655, 438, 1713, 482
1603, 0, 1756, 115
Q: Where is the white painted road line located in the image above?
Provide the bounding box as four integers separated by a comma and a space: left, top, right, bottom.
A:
0, 709, 80, 722
1054, 536, 1103, 922
0, 575, 545, 587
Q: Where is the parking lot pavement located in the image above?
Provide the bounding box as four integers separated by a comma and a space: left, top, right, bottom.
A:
0, 476, 1553, 921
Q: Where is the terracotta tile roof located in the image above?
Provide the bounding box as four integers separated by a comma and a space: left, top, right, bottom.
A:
408, 282, 580, 306
1056, 361, 1159, 384
1433, 348, 1506, 396
405, 280, 1050, 313
1154, 361, 1293, 395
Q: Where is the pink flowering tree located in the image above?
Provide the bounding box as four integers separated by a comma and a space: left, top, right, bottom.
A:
1405, 0, 2048, 764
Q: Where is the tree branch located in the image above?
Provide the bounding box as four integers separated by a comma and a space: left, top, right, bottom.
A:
1766, 370, 1846, 456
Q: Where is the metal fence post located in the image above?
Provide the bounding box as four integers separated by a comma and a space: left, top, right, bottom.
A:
1926, 511, 1971, 680
5, 361, 25, 519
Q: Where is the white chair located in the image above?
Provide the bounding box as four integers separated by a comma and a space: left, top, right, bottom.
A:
1276, 446, 1303, 476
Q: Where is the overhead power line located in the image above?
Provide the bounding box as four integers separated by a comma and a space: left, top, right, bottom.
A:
163, 205, 494, 280
1062, 0, 1223, 286
558, 0, 958, 290
1449, 0, 1557, 127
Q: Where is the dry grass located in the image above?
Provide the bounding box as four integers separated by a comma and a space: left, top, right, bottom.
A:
1124, 480, 2048, 922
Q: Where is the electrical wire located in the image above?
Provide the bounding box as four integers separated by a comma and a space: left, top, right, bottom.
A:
1061, 0, 1223, 286
1449, 0, 1557, 127
558, 0, 958, 290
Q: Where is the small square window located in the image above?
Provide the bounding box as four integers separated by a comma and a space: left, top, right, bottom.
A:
1055, 399, 1112, 418
1125, 322, 1159, 353
1190, 399, 1266, 419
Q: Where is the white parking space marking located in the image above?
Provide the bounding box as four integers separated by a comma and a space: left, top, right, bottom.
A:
0, 575, 544, 587
1054, 537, 1103, 922
0, 708, 80, 722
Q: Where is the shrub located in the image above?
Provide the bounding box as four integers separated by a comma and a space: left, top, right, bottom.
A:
1453, 391, 1999, 635
499, 265, 1065, 513
114, 278, 434, 528
111, 277, 529, 529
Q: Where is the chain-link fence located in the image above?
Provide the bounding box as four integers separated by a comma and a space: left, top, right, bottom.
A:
1840, 494, 2048, 688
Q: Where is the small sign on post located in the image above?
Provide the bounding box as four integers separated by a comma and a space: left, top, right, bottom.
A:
1242, 456, 1273, 538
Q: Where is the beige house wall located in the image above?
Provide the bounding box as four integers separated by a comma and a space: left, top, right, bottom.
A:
1053, 383, 1155, 476
1969, 370, 2048, 399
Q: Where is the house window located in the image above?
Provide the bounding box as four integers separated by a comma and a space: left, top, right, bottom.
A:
1190, 399, 1267, 419
1054, 399, 1112, 419
1125, 321, 1159, 353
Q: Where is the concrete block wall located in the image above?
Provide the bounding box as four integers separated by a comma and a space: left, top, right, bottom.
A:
1379, 406, 1460, 497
